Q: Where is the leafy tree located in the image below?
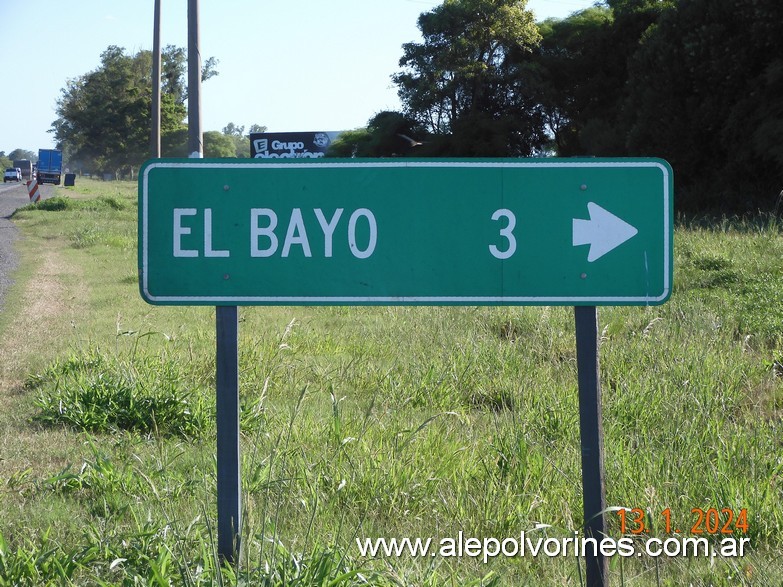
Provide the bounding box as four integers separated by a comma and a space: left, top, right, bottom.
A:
222, 123, 244, 137
161, 45, 187, 104
201, 56, 219, 83
7, 149, 36, 162
394, 0, 545, 156
51, 45, 217, 177
530, 7, 612, 155
221, 122, 245, 157
203, 131, 236, 158
622, 0, 783, 210
328, 111, 428, 157
158, 45, 216, 98
220, 122, 267, 157
525, 0, 781, 211
528, 1, 670, 156
52, 47, 149, 176
327, 128, 372, 158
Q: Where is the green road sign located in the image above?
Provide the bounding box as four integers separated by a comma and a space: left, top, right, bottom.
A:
139, 158, 673, 306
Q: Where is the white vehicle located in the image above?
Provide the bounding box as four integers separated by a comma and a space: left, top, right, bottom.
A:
3, 168, 21, 182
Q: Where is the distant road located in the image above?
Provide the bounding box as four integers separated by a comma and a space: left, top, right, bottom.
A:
0, 182, 34, 312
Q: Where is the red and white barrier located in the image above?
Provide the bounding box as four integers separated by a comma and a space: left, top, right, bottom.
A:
26, 180, 41, 203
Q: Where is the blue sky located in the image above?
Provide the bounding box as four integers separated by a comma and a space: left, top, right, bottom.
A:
0, 0, 598, 154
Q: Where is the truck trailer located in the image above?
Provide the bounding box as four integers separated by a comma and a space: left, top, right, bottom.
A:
37, 149, 62, 185
13, 159, 33, 181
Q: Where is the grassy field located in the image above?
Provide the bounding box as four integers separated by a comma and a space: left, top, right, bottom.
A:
0, 178, 781, 585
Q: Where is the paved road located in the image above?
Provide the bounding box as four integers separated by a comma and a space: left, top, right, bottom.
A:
0, 181, 33, 312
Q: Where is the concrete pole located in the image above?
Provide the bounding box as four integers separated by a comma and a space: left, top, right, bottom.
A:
151, 0, 161, 158
187, 0, 202, 158
187, 0, 241, 564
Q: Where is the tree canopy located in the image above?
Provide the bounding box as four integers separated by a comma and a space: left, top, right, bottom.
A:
221, 123, 268, 158
384, 0, 782, 211
7, 149, 37, 162
52, 45, 188, 176
51, 45, 228, 176
620, 0, 783, 210
393, 0, 545, 156
328, 111, 427, 157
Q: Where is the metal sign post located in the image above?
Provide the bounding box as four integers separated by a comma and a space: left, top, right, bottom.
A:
216, 306, 240, 561
575, 306, 608, 586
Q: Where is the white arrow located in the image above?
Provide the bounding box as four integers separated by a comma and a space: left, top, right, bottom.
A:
573, 202, 638, 262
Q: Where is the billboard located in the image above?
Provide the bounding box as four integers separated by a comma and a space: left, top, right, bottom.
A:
249, 131, 341, 159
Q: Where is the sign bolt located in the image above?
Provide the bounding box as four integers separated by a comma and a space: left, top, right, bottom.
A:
581, 273, 588, 279
224, 185, 230, 191
580, 184, 588, 191
223, 274, 230, 280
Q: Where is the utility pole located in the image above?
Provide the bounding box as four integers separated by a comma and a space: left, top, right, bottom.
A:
187, 0, 241, 564
151, 0, 161, 158
187, 0, 202, 158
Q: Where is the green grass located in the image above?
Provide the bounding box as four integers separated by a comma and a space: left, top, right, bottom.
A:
28, 349, 213, 437
0, 179, 781, 584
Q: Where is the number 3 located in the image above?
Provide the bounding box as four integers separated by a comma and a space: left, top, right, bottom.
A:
489, 209, 516, 259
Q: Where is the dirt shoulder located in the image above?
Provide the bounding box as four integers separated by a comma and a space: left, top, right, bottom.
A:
0, 183, 83, 390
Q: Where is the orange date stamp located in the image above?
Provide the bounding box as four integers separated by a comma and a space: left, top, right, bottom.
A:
617, 508, 749, 535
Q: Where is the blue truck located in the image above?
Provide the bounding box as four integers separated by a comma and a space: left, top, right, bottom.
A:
37, 149, 63, 185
